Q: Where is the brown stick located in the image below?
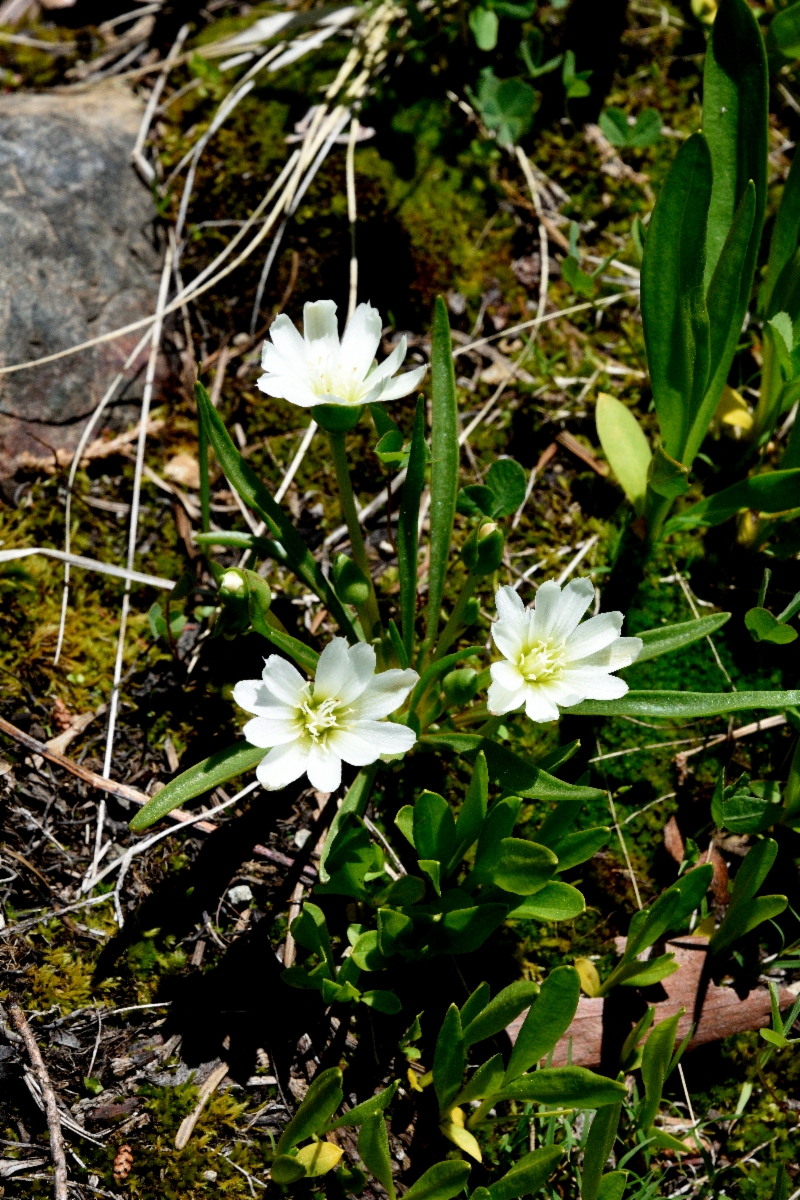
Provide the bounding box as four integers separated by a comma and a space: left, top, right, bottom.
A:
8, 995, 68, 1200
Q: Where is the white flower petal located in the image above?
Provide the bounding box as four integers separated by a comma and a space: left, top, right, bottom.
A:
564, 611, 623, 661
560, 667, 629, 700
256, 371, 320, 407
347, 719, 417, 756
243, 716, 300, 748
487, 679, 527, 715
532, 577, 594, 642
523, 687, 561, 722
365, 335, 407, 385
490, 659, 525, 692
364, 363, 427, 403
261, 655, 307, 706
578, 637, 643, 671
256, 741, 310, 790
495, 584, 526, 625
492, 619, 525, 662
314, 637, 351, 701
338, 642, 377, 703
307, 742, 343, 792
339, 302, 382, 380
262, 323, 309, 377
327, 728, 379, 766
350, 667, 418, 719
232, 679, 293, 717
303, 299, 339, 353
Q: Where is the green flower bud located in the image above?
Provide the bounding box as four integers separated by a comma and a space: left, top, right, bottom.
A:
333, 553, 371, 605
461, 521, 505, 576
442, 667, 479, 707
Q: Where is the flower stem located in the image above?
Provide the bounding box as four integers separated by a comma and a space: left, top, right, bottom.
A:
328, 430, 382, 638
476, 714, 503, 739
433, 574, 477, 661
198, 414, 210, 534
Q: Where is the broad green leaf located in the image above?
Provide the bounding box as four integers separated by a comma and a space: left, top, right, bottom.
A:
433, 1004, 466, 1110
506, 881, 585, 922
468, 68, 536, 147
399, 397, 426, 657
710, 894, 788, 955
461, 980, 540, 1047
550, 827, 609, 872
764, 140, 800, 312
315, 815, 375, 901
129, 742, 265, 830
294, 1142, 343, 1178
715, 784, 784, 834
639, 1012, 681, 1132
377, 907, 414, 957
195, 382, 357, 641
276, 1067, 343, 1153
291, 903, 333, 971
395, 805, 416, 848
582, 1106, 622, 1200
319, 766, 377, 883
326, 1081, 399, 1130
685, 180, 757, 467
745, 607, 798, 644
702, 0, 767, 289
271, 1155, 307, 1184
358, 1114, 395, 1200
481, 739, 604, 801
418, 859, 442, 895
492, 838, 558, 895
414, 791, 457, 864
599, 107, 630, 147
640, 133, 711, 462
499, 1066, 627, 1107
471, 797, 523, 886
426, 298, 460, 643
487, 1146, 564, 1200
487, 458, 528, 518
350, 930, 390, 972
439, 903, 509, 954
597, 1171, 628, 1200
595, 393, 652, 515
402, 1160, 472, 1200
469, 6, 499, 51
504, 965, 581, 1083
453, 1054, 505, 1108
634, 613, 731, 662
457, 484, 496, 518
647, 443, 690, 499
769, 1, 800, 59
570, 690, 800, 719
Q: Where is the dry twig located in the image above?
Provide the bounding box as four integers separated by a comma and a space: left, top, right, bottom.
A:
8, 996, 68, 1200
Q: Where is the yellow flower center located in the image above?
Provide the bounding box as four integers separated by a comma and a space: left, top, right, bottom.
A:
518, 639, 563, 685
298, 688, 349, 744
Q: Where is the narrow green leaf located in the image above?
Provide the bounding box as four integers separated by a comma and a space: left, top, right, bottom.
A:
399, 397, 426, 657
550, 827, 609, 872
640, 133, 712, 461
595, 393, 652, 515
276, 1067, 344, 1153
617, 952, 678, 988
248, 612, 320, 674
582, 1106, 622, 1200
426, 298, 460, 643
453, 1054, 505, 1108
764, 150, 800, 313
414, 791, 457, 864
358, 1114, 396, 1200
665, 469, 800, 533
318, 766, 378, 883
460, 982, 491, 1029
638, 1012, 681, 1132
504, 965, 581, 1083
702, 0, 767, 289
506, 881, 585, 922
481, 739, 604, 801
499, 1066, 626, 1107
129, 742, 265, 830
402, 1161, 472, 1200
451, 751, 489, 867
487, 1147, 564, 1200
433, 1004, 466, 1111
711, 894, 787, 956
193, 529, 288, 561
195, 382, 358, 642
634, 613, 731, 662
570, 690, 800, 719
461, 980, 540, 1047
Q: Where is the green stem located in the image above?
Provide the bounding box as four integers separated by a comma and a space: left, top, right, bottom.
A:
476, 714, 503, 739
644, 487, 674, 545
328, 430, 381, 638
433, 574, 477, 661
198, 412, 210, 535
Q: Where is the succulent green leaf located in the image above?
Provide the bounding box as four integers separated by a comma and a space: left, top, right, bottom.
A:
426, 298, 460, 644
499, 1066, 626, 1107
276, 1067, 344, 1153
453, 1054, 505, 1108
326, 1081, 399, 1131
506, 881, 585, 922
461, 980, 540, 1047
570, 690, 800, 718
639, 1012, 681, 1132
433, 1004, 466, 1111
491, 838, 558, 895
487, 1147, 564, 1200
358, 1114, 395, 1200
503, 965, 581, 1083
129, 742, 265, 830
745, 607, 799, 644
414, 791, 457, 864
582, 1106, 622, 1200
634, 613, 731, 662
486, 458, 528, 517
399, 397, 426, 657
402, 1161, 472, 1200
595, 393, 652, 515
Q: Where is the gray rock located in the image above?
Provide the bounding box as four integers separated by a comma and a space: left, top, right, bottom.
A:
0, 82, 162, 472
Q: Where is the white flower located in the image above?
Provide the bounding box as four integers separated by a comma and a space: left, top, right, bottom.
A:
487, 579, 642, 722
233, 638, 419, 792
257, 299, 426, 409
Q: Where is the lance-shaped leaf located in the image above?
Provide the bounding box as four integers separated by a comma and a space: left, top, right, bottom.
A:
440, 1108, 483, 1161
403, 1161, 472, 1200
358, 1113, 396, 1200
461, 982, 491, 1029
582, 1106, 622, 1200
764, 144, 800, 313
450, 751, 489, 869
499, 1066, 627, 1108
640, 133, 711, 462
570, 690, 800, 719
597, 1172, 628, 1200
634, 613, 731, 662
453, 1054, 505, 1109
434, 1004, 466, 1111
638, 1011, 682, 1132
702, 0, 767, 289
506, 881, 585, 922
276, 1067, 344, 1153
129, 742, 265, 830
461, 980, 540, 1047
294, 1142, 343, 1178
492, 838, 558, 895
504, 965, 581, 1083
414, 791, 457, 865
195, 382, 358, 641
319, 766, 378, 883
550, 827, 610, 872
471, 797, 522, 887
664, 469, 800, 533
291, 903, 334, 973
426, 298, 460, 643
399, 397, 426, 657
481, 739, 603, 801
439, 904, 509, 954
595, 393, 651, 515
326, 1082, 399, 1131
710, 837, 787, 955
487, 1146, 564, 1200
